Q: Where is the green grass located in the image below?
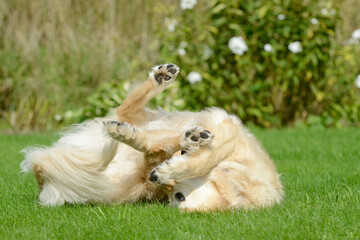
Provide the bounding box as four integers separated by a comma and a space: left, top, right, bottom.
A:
1, 129, 359, 239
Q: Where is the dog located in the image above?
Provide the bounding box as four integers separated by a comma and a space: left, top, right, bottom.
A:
21, 63, 283, 211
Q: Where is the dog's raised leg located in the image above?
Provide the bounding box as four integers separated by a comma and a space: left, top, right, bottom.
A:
116, 64, 179, 126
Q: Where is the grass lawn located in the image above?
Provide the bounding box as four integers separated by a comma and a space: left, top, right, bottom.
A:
0, 128, 359, 239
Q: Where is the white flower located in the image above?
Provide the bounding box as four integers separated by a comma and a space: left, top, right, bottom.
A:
355, 75, 360, 88
277, 14, 286, 21
54, 114, 62, 121
311, 18, 319, 25
180, 0, 197, 10
288, 41, 303, 53
321, 8, 329, 15
187, 71, 202, 84
167, 19, 178, 32
178, 48, 186, 56
264, 43, 273, 52
352, 28, 360, 40
228, 36, 248, 55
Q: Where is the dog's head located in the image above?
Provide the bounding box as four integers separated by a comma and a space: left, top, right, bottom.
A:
161, 175, 230, 212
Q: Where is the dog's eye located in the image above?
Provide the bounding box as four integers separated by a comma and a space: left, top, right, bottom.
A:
175, 192, 185, 201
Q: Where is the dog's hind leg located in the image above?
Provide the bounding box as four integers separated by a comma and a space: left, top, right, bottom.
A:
21, 120, 119, 205
116, 64, 179, 126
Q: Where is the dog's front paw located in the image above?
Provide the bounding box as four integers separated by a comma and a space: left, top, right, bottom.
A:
180, 127, 214, 153
103, 120, 136, 141
150, 63, 180, 86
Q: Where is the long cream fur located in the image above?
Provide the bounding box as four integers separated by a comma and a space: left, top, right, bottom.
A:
21, 63, 283, 211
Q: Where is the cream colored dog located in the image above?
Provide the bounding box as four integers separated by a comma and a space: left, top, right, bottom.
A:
21, 64, 283, 211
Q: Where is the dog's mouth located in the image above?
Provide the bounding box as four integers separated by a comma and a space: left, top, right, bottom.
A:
158, 182, 174, 192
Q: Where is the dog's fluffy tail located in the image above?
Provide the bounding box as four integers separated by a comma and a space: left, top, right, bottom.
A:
20, 119, 118, 206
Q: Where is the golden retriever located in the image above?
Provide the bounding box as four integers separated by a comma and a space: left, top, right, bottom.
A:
21, 63, 283, 211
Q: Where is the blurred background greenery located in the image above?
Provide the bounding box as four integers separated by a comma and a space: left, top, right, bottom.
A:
0, 0, 359, 133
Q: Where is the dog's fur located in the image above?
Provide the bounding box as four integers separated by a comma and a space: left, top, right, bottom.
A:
21, 64, 283, 211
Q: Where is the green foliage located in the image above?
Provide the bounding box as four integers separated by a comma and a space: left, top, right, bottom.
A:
1, 0, 359, 131
67, 78, 186, 124
67, 82, 129, 124
0, 0, 168, 132
158, 0, 360, 127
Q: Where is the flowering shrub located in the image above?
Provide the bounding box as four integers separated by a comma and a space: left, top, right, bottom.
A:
158, 0, 360, 127
71, 0, 360, 128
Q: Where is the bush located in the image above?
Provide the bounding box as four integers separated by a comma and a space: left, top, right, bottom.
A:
157, 0, 360, 127
2, 0, 359, 131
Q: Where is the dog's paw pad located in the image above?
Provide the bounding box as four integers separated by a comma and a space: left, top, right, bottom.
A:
103, 120, 135, 140
185, 127, 213, 144
103, 120, 122, 134
151, 63, 179, 86
181, 127, 214, 152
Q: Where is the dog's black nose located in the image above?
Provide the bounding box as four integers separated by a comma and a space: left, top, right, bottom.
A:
149, 170, 158, 182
